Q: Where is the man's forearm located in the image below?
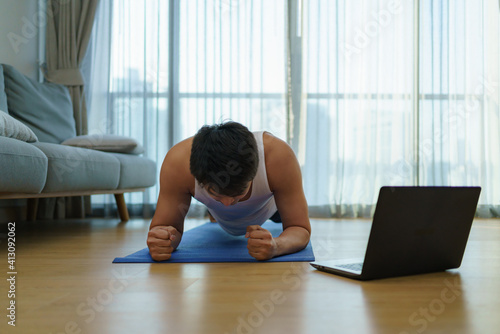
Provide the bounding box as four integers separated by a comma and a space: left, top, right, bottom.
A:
274, 225, 311, 258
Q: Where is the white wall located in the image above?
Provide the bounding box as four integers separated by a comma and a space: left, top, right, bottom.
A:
0, 0, 41, 80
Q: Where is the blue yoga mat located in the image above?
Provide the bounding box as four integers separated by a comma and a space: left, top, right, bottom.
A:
113, 221, 315, 263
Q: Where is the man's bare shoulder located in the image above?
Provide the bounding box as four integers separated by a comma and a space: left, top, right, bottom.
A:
263, 131, 295, 162
263, 132, 300, 191
160, 137, 194, 193
164, 137, 193, 162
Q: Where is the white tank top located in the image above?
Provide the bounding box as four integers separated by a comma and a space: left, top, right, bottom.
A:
194, 131, 277, 235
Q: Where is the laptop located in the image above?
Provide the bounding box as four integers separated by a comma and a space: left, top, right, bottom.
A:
310, 186, 481, 280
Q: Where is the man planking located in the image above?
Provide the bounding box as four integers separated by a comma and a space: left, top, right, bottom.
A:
147, 121, 311, 261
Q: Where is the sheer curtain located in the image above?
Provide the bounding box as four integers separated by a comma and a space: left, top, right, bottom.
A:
298, 0, 415, 217
419, 0, 500, 216
88, 0, 287, 216
298, 0, 499, 218
176, 0, 287, 139
88, 0, 500, 218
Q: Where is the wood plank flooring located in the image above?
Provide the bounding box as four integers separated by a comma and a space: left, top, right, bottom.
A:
0, 218, 499, 334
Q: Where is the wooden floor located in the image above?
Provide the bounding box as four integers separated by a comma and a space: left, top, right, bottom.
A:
1, 217, 499, 334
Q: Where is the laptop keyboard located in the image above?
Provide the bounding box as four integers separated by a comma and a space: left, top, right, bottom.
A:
336, 262, 363, 272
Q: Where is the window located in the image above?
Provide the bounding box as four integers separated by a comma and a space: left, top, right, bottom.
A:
89, 0, 500, 217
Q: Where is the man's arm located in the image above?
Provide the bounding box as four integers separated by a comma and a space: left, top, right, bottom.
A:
147, 143, 193, 261
246, 134, 311, 260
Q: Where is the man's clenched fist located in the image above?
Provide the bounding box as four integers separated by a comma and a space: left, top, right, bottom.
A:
245, 225, 278, 261
147, 225, 180, 261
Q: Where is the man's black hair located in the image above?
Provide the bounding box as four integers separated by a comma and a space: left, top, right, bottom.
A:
190, 121, 259, 196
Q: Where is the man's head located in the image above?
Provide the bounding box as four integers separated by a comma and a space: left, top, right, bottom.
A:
190, 121, 259, 198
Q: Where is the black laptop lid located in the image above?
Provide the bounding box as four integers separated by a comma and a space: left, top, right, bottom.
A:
361, 186, 481, 280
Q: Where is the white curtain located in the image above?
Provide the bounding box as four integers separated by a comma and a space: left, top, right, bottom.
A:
88, 0, 287, 216
419, 0, 500, 217
298, 0, 499, 218
88, 0, 500, 218
298, 0, 415, 217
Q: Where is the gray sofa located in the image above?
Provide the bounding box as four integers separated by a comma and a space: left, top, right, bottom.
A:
0, 64, 156, 221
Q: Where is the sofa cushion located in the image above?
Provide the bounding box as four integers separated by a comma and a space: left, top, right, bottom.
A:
0, 136, 48, 193
2, 64, 76, 144
110, 153, 157, 189
32, 142, 120, 193
0, 110, 38, 142
62, 134, 144, 154
0, 65, 8, 113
